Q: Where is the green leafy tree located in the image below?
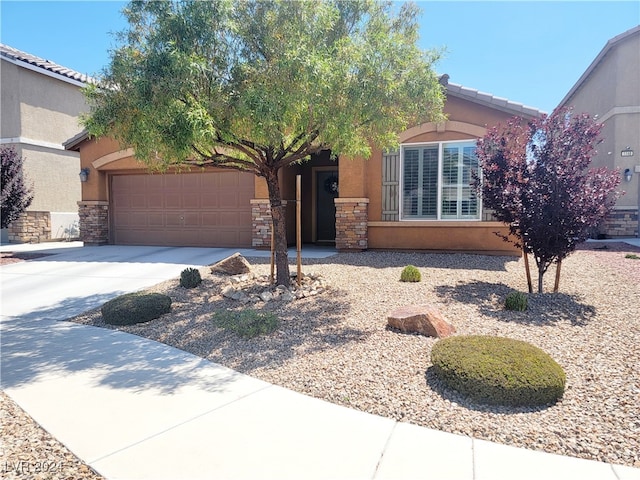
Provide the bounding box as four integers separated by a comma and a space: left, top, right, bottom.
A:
1, 146, 33, 229
84, 0, 445, 286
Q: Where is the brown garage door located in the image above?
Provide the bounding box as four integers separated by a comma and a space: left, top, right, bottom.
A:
111, 171, 254, 247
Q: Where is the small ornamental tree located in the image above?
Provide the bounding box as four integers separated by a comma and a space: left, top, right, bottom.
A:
83, 0, 445, 287
475, 108, 621, 293
1, 146, 33, 229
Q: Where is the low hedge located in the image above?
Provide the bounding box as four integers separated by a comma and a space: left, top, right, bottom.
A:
101, 292, 172, 326
431, 335, 566, 407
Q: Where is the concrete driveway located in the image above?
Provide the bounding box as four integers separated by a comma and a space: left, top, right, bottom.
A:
0, 243, 279, 321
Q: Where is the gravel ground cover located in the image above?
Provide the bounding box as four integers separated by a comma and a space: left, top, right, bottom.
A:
2, 242, 639, 473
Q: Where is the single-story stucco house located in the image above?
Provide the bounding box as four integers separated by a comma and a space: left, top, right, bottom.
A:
65, 75, 546, 255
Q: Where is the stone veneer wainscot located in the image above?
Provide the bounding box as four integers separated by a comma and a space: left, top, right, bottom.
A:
78, 201, 109, 245
335, 198, 369, 251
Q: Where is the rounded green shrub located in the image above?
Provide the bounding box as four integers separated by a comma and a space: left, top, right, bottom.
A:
180, 267, 202, 289
431, 335, 566, 407
101, 292, 172, 326
400, 265, 421, 282
505, 291, 528, 311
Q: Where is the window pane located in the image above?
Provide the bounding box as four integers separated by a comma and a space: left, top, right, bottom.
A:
442, 147, 459, 185
403, 149, 419, 216
420, 147, 438, 218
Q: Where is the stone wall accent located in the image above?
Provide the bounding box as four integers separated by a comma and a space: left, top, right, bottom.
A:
7, 211, 51, 243
78, 201, 109, 245
335, 198, 369, 251
600, 209, 639, 238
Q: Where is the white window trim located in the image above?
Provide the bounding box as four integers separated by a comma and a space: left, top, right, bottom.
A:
399, 140, 482, 221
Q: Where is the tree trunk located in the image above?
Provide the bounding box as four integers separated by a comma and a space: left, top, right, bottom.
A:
537, 263, 545, 293
264, 169, 291, 287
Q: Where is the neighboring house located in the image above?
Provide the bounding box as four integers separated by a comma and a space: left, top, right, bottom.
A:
65, 75, 544, 255
0, 44, 90, 243
557, 25, 640, 238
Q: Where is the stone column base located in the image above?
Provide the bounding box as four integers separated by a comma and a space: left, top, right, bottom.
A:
335, 198, 369, 250
251, 199, 272, 248
78, 201, 109, 245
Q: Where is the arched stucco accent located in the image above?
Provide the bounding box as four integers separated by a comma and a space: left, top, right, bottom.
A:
399, 121, 487, 142
92, 148, 136, 169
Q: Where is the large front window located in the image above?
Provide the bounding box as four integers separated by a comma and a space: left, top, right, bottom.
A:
402, 141, 480, 220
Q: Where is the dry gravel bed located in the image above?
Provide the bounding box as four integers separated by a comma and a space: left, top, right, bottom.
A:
71, 243, 640, 468
2, 242, 639, 474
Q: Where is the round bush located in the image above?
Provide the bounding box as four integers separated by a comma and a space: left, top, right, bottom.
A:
180, 267, 202, 289
505, 291, 528, 311
400, 265, 421, 282
101, 292, 172, 326
431, 335, 565, 407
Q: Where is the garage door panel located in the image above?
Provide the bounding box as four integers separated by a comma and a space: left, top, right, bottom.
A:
111, 172, 253, 247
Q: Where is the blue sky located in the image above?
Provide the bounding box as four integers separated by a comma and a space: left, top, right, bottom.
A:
1, 1, 638, 113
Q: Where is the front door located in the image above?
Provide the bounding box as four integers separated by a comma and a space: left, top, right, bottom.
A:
314, 169, 338, 243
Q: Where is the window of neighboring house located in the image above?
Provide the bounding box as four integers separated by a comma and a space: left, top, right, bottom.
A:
401, 141, 480, 220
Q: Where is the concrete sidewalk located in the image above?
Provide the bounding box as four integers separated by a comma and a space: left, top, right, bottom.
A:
1, 244, 639, 480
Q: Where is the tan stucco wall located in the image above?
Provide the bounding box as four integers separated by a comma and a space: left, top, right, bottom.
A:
1, 61, 21, 138
560, 30, 640, 212
368, 221, 520, 255
19, 145, 81, 212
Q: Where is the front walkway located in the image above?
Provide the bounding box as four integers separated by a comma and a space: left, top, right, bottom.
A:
1, 243, 639, 479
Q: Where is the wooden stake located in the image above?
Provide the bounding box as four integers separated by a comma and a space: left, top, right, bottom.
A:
296, 174, 302, 286
553, 259, 562, 293
523, 247, 533, 293
270, 220, 275, 284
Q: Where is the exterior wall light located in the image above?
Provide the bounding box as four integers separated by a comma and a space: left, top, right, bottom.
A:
79, 168, 90, 182
623, 168, 633, 182
621, 147, 634, 157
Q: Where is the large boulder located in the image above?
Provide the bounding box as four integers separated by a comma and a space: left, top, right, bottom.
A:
211, 253, 252, 275
387, 305, 455, 338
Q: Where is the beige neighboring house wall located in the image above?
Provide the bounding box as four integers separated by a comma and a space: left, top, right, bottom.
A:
1, 44, 90, 242
557, 25, 640, 237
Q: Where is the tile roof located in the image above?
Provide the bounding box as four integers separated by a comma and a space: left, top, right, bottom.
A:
0, 43, 94, 85
439, 74, 546, 118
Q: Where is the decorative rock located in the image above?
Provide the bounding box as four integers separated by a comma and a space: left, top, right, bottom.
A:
210, 253, 252, 275
259, 291, 274, 302
387, 305, 456, 338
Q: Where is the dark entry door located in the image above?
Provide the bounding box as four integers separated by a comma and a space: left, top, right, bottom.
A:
315, 170, 338, 243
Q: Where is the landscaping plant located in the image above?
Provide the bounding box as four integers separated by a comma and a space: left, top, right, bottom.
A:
475, 108, 621, 293
101, 292, 172, 326
1, 146, 33, 229
400, 265, 422, 282
431, 335, 566, 407
504, 291, 528, 311
213, 309, 279, 339
180, 267, 202, 289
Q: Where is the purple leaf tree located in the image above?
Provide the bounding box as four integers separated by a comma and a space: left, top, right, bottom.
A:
475, 108, 622, 293
1, 146, 33, 229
